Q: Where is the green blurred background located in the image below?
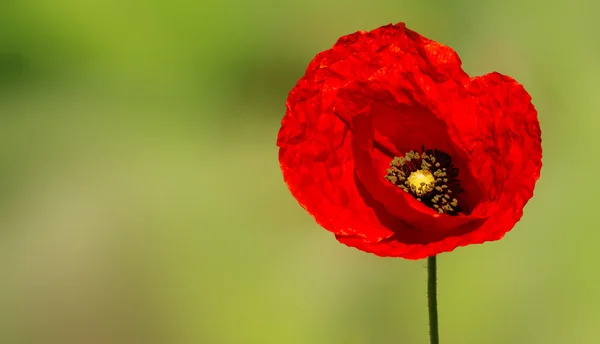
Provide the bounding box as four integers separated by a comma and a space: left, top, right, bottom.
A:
0, 1, 597, 343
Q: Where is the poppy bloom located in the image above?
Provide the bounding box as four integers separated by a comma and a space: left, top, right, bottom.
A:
277, 23, 542, 259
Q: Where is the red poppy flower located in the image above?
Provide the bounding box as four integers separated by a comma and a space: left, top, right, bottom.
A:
277, 23, 542, 259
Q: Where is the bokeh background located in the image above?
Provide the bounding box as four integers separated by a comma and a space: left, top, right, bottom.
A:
0, 1, 598, 343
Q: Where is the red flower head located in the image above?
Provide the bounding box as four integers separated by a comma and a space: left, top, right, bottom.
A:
277, 23, 542, 259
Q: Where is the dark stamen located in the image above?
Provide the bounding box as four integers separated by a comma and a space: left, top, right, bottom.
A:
384, 147, 463, 215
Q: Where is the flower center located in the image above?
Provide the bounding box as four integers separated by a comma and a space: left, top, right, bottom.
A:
384, 148, 462, 215
406, 170, 435, 197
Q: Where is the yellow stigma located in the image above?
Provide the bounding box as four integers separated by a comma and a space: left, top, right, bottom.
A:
407, 169, 435, 197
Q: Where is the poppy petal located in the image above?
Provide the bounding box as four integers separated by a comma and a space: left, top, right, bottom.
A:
278, 81, 396, 242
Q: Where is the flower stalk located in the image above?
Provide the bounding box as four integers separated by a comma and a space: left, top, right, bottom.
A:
428, 255, 439, 344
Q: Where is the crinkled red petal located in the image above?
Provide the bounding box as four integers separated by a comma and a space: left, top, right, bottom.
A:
335, 73, 541, 259
278, 84, 396, 242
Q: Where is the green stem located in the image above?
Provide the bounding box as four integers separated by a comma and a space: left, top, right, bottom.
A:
428, 255, 439, 344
